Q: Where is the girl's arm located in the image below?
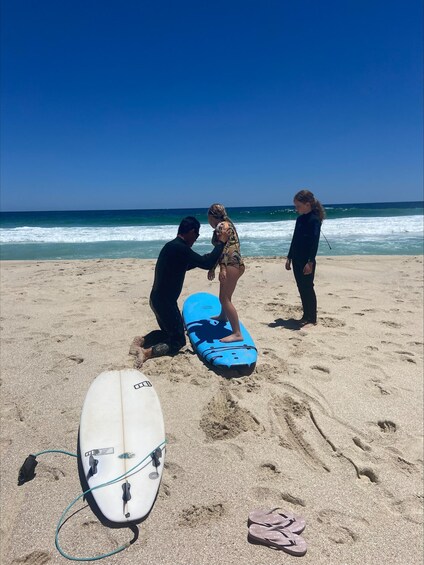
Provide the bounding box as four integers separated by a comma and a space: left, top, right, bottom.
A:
217, 221, 231, 268
306, 216, 321, 263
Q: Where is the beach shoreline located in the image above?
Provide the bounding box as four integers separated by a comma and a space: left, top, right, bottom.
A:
1, 255, 423, 565
1, 202, 423, 260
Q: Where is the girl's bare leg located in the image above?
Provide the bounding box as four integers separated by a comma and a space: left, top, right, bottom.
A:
219, 265, 244, 343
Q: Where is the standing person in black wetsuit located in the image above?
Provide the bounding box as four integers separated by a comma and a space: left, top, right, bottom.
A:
129, 216, 229, 367
285, 190, 326, 327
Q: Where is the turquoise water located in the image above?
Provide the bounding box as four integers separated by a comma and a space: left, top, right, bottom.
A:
1, 202, 423, 260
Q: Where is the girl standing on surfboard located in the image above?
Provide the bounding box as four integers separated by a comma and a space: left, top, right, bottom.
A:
285, 189, 325, 327
207, 203, 245, 343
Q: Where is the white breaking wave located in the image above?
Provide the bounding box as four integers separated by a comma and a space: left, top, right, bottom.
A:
0, 216, 422, 244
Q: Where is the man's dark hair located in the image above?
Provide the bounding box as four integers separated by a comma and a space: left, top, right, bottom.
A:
178, 216, 200, 235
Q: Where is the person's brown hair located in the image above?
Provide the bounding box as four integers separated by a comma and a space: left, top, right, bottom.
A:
294, 190, 326, 222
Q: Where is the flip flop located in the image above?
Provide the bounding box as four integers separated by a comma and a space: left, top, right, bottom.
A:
248, 507, 306, 534
248, 524, 307, 556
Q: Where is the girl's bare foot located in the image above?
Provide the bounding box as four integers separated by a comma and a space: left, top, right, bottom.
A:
220, 333, 243, 343
129, 336, 145, 356
211, 314, 228, 322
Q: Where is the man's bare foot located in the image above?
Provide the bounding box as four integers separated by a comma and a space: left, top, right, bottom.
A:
220, 333, 243, 343
134, 350, 147, 369
129, 336, 145, 356
134, 347, 154, 369
211, 314, 228, 322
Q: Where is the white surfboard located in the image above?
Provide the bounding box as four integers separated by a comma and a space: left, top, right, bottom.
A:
79, 369, 166, 524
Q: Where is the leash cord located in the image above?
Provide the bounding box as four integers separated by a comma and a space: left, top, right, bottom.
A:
25, 441, 167, 561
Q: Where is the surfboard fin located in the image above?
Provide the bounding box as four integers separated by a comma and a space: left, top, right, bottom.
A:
122, 481, 132, 503
151, 447, 163, 469
18, 454, 38, 486
87, 454, 98, 478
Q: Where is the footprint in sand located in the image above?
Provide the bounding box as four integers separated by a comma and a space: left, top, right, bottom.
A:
178, 503, 225, 527
352, 437, 371, 452
250, 485, 306, 507
320, 317, 346, 328
11, 551, 52, 565
395, 456, 418, 476
200, 389, 260, 441
391, 495, 423, 524
0, 437, 13, 455
381, 320, 401, 328
159, 461, 185, 499
280, 492, 306, 507
368, 379, 391, 396
357, 467, 379, 484
164, 461, 184, 480
53, 334, 73, 343
310, 365, 330, 374
67, 355, 84, 364
80, 519, 119, 546
316, 508, 369, 545
259, 462, 281, 479
377, 420, 397, 433
41, 465, 67, 481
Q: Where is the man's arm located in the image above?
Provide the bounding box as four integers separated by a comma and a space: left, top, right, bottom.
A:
187, 242, 225, 270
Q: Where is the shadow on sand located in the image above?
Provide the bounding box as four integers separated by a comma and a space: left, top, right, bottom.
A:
268, 317, 304, 331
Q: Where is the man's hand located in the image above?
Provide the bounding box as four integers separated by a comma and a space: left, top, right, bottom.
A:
285, 258, 292, 271
207, 269, 215, 281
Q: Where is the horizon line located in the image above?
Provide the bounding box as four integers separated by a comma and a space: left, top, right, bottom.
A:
1, 200, 423, 214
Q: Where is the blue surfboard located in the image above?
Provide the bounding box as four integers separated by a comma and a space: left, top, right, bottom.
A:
182, 292, 257, 373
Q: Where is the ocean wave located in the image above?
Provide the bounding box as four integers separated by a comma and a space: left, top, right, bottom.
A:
0, 216, 422, 244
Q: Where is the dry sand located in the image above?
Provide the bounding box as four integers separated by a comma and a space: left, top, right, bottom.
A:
0, 255, 423, 565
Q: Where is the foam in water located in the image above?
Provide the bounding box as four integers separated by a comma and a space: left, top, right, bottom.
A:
1, 216, 422, 244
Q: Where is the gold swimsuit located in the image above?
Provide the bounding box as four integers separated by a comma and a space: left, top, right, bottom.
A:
212, 219, 244, 269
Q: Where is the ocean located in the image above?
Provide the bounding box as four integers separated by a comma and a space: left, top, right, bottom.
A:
0, 202, 422, 261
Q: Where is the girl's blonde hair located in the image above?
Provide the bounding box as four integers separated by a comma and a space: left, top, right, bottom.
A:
294, 190, 326, 222
207, 203, 228, 220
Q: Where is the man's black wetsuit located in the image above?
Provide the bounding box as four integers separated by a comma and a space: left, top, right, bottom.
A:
287, 211, 321, 324
145, 236, 225, 357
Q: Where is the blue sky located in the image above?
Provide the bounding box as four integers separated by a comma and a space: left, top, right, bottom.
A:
1, 0, 422, 211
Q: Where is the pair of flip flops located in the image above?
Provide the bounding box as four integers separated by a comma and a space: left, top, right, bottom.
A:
248, 507, 307, 556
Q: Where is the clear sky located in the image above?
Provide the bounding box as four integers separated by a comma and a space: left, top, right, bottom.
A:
1, 0, 422, 211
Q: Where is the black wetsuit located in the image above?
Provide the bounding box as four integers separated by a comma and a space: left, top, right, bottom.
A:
145, 236, 224, 356
287, 211, 321, 323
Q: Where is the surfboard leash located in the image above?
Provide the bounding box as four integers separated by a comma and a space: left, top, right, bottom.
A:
17, 440, 167, 561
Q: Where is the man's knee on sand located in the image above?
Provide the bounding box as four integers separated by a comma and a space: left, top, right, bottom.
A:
134, 332, 185, 368
150, 334, 185, 358
151, 342, 172, 357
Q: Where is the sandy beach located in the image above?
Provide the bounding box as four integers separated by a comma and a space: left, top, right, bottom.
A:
0, 255, 423, 565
